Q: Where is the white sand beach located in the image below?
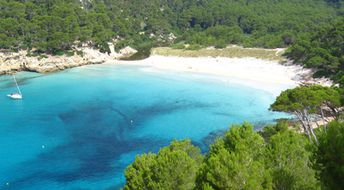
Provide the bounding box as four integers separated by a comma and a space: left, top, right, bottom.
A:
114, 55, 331, 95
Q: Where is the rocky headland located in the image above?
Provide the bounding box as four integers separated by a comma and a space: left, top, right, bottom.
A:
0, 44, 137, 75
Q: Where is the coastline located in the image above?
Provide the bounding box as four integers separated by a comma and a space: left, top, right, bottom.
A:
0, 48, 108, 74
113, 54, 331, 95
0, 46, 332, 93
0, 45, 136, 75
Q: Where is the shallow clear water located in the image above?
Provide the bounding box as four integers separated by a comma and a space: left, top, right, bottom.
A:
0, 64, 289, 189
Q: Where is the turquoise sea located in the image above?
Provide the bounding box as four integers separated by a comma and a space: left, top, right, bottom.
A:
0, 63, 289, 189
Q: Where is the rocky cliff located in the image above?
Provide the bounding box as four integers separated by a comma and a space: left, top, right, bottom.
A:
0, 46, 137, 75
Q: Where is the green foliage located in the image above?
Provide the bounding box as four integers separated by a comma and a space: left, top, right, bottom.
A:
337, 79, 344, 107
259, 120, 289, 143
271, 85, 342, 143
286, 19, 344, 82
197, 123, 272, 190
0, 0, 342, 59
123, 140, 202, 190
313, 121, 344, 190
186, 44, 203, 51
170, 43, 185, 49
271, 85, 341, 114
266, 129, 319, 189
124, 121, 344, 190
0, 0, 115, 53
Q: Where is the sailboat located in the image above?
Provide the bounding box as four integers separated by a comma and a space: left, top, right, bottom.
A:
7, 75, 22, 100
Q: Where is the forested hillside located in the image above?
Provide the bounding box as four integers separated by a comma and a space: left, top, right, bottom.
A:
0, 0, 341, 50
285, 19, 344, 82
0, 0, 343, 80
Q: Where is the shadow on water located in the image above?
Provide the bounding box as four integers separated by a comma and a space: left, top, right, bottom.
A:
136, 99, 215, 118
0, 74, 43, 89
7, 136, 166, 189
199, 119, 281, 152
5, 97, 217, 189
199, 129, 227, 152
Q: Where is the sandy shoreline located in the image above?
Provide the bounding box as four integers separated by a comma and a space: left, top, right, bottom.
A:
113, 55, 331, 95
0, 46, 332, 95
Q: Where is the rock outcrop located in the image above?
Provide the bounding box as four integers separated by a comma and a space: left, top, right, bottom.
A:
119, 46, 138, 57
0, 45, 138, 75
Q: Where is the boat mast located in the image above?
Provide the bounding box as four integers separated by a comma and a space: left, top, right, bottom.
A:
13, 75, 22, 95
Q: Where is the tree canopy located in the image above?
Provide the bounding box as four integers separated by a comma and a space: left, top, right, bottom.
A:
0, 0, 342, 82
266, 129, 318, 189
270, 85, 342, 143
123, 122, 332, 190
123, 140, 202, 190
285, 19, 344, 82
0, 0, 341, 51
196, 123, 271, 190
313, 121, 344, 190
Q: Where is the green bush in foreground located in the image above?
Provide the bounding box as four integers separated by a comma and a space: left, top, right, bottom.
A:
196, 123, 271, 190
313, 121, 344, 190
123, 121, 344, 190
266, 129, 318, 190
123, 140, 202, 190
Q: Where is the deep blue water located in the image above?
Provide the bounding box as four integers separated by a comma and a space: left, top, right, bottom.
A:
0, 64, 289, 189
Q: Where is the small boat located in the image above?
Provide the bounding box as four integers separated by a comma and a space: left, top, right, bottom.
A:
7, 75, 22, 100
7, 93, 22, 99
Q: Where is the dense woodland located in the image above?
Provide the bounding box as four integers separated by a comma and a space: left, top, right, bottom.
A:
124, 85, 344, 190
124, 121, 344, 190
0, 1, 344, 189
0, 0, 343, 81
285, 19, 344, 82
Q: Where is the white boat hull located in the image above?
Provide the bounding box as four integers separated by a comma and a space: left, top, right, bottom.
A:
7, 75, 23, 100
7, 93, 22, 100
